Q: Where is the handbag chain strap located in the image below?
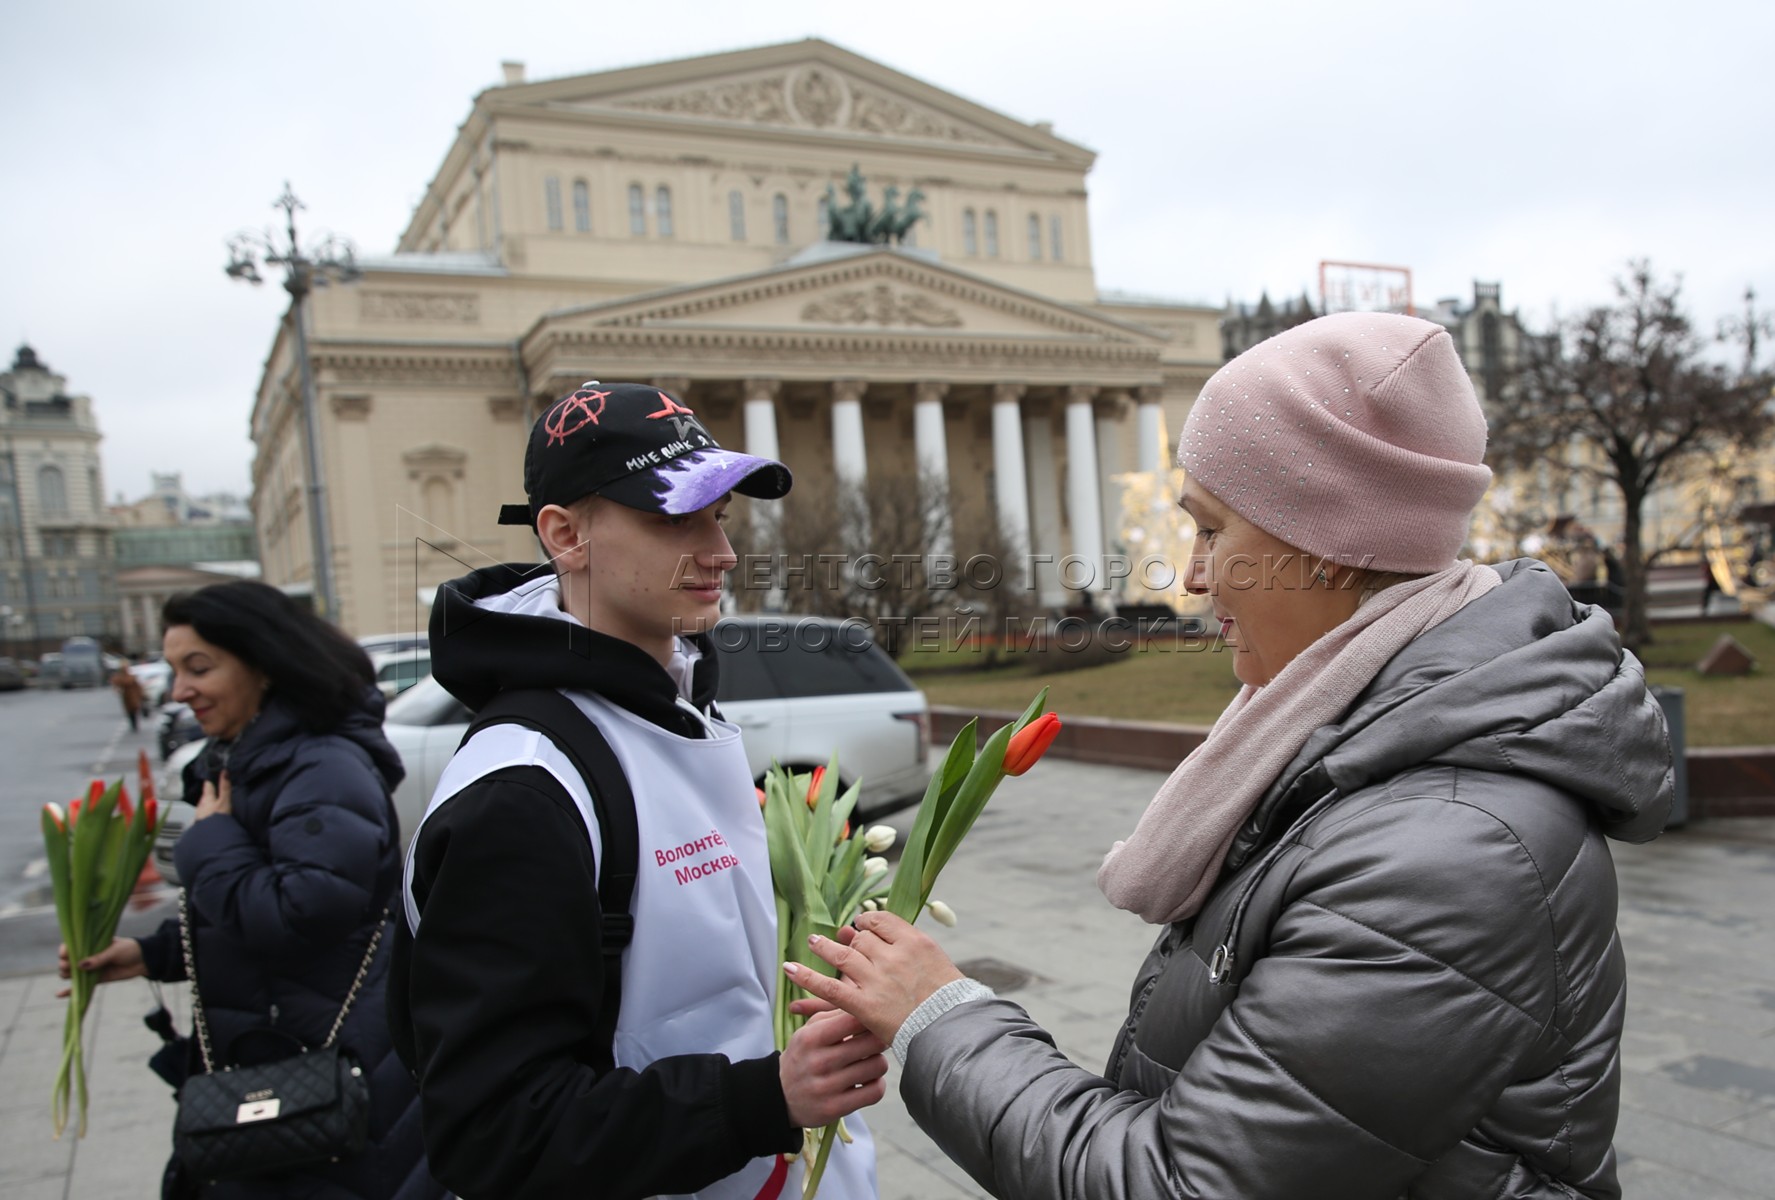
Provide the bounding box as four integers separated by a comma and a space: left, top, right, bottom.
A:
178, 888, 388, 1074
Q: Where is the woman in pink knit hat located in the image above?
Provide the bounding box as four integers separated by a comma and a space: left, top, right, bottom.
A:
789, 312, 1673, 1199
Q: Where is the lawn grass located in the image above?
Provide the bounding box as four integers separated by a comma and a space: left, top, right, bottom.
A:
905, 619, 1775, 747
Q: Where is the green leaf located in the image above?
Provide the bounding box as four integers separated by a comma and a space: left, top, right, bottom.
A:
886, 720, 978, 922
920, 719, 1015, 896
1012, 685, 1051, 733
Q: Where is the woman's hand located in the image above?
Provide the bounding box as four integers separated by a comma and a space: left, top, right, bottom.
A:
57, 936, 147, 997
784, 910, 964, 1046
778, 1009, 889, 1128
192, 772, 232, 823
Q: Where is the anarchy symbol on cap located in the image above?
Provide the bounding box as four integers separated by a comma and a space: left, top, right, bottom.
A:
544, 388, 611, 446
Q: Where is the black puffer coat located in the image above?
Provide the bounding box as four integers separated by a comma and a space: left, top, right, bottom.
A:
900, 560, 1673, 1199
138, 690, 443, 1200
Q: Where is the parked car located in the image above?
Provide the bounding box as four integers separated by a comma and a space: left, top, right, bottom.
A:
157, 702, 204, 761
381, 615, 930, 840
0, 657, 26, 691
150, 737, 207, 886
371, 648, 432, 699
59, 637, 106, 688
358, 632, 429, 658
36, 652, 63, 687
129, 659, 173, 709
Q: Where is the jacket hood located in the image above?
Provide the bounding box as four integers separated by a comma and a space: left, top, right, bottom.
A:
1230, 559, 1673, 867
428, 563, 720, 738
193, 686, 405, 795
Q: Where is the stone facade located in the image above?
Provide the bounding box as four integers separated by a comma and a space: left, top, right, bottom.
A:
248, 40, 1221, 635
0, 346, 118, 654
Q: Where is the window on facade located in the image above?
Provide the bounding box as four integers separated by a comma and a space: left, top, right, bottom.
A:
1050, 215, 1063, 262
544, 176, 563, 232
655, 186, 674, 237
38, 464, 67, 515
1028, 214, 1042, 261
962, 209, 978, 256
572, 180, 590, 233
628, 184, 647, 235
772, 193, 790, 244
984, 211, 999, 258
728, 190, 746, 241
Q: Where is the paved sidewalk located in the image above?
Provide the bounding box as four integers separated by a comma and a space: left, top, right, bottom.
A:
3, 759, 1773, 1198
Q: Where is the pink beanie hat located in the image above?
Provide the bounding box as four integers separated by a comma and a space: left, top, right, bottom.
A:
1177, 312, 1492, 573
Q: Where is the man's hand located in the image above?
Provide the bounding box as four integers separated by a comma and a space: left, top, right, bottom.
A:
778, 1009, 888, 1128
57, 936, 147, 998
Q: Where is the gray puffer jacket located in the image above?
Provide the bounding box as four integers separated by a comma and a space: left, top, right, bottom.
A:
902, 560, 1672, 1200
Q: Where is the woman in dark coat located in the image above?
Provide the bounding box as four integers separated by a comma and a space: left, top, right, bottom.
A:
63, 580, 442, 1200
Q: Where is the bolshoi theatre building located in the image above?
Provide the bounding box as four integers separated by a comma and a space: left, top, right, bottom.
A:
248, 39, 1221, 636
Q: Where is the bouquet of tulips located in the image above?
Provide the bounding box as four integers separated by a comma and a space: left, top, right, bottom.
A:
43, 750, 164, 1138
765, 689, 1062, 1198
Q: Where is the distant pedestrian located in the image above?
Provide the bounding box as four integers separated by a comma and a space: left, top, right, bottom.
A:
109, 663, 145, 731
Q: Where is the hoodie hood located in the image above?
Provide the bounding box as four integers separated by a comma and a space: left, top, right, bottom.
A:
1228, 559, 1673, 868
429, 563, 720, 738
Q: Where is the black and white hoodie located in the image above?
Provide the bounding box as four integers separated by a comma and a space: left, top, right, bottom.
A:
389, 564, 876, 1200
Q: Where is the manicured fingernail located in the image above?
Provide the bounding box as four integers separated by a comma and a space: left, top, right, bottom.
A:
783, 962, 801, 977
808, 934, 823, 946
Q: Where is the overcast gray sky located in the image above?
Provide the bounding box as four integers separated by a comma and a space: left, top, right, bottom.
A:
3, 0, 1769, 500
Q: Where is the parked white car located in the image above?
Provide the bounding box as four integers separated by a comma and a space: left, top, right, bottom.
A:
129, 660, 173, 709
382, 615, 931, 837
371, 648, 432, 699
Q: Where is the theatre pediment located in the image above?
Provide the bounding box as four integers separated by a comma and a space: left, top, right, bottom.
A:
498, 40, 1088, 161
536, 250, 1163, 346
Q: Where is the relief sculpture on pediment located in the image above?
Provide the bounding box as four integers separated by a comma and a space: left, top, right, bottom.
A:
848, 84, 995, 145
616, 75, 792, 124
801, 284, 963, 328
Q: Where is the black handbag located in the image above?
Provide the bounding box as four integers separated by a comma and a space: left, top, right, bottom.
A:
172, 890, 385, 1183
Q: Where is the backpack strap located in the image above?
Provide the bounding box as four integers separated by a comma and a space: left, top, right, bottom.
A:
462, 689, 638, 1069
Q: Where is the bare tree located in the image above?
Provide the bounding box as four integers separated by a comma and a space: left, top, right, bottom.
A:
725, 471, 1027, 661
1489, 262, 1773, 647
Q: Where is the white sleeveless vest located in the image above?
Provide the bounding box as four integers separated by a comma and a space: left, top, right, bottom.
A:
403, 688, 877, 1200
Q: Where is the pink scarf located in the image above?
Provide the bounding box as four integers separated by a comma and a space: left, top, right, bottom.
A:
1097, 560, 1503, 925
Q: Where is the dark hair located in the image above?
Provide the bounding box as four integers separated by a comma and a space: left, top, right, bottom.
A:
161, 581, 375, 733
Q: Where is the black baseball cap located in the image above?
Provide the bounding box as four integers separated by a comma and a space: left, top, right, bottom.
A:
497, 381, 792, 526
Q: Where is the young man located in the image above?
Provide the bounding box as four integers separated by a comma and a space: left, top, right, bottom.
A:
390, 382, 884, 1199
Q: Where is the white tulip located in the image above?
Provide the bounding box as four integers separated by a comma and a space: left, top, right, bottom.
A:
927, 899, 958, 927
863, 857, 890, 878
861, 899, 879, 912
862, 825, 897, 853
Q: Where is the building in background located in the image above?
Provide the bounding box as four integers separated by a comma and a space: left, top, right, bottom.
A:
1220, 291, 1318, 360
0, 346, 118, 655
246, 39, 1222, 635
110, 472, 260, 656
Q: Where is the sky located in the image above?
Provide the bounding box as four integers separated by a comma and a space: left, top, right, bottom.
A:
3, 0, 1770, 500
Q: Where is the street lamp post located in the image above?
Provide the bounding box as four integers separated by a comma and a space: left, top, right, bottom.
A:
225, 183, 360, 624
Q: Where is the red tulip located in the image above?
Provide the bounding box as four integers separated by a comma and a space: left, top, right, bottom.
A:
138, 749, 157, 806
805, 766, 825, 810
144, 797, 158, 832
1004, 713, 1062, 776
69, 799, 82, 826
117, 785, 132, 825
87, 780, 104, 806
44, 803, 66, 834
756, 786, 767, 808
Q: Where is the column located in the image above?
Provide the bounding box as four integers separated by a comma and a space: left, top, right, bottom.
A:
1065, 385, 1109, 607
743, 378, 785, 610
1096, 392, 1129, 600
830, 379, 868, 490
1022, 399, 1066, 608
1136, 385, 1165, 475
991, 384, 1031, 558
743, 378, 781, 462
913, 381, 951, 559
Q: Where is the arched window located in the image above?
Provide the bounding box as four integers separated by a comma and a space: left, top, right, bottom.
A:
772, 193, 790, 244
1050, 215, 1063, 262
984, 210, 1000, 258
544, 176, 563, 232
572, 180, 590, 233
655, 186, 674, 237
962, 209, 978, 256
628, 184, 647, 235
1027, 214, 1042, 260
728, 190, 746, 241
38, 464, 67, 515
